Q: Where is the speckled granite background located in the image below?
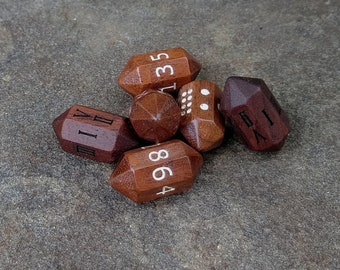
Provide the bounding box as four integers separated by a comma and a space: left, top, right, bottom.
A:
0, 0, 339, 269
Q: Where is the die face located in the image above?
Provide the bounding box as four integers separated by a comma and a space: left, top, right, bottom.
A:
109, 140, 203, 203
118, 47, 201, 96
108, 155, 138, 201
129, 90, 181, 143
53, 105, 139, 162
220, 76, 290, 151
178, 80, 225, 152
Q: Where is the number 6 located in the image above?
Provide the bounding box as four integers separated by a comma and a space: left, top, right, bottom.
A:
152, 166, 173, 181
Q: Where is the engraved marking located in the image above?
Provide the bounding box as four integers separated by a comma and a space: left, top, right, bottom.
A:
159, 82, 176, 92
78, 130, 97, 138
73, 109, 91, 118
76, 145, 95, 156
201, 88, 210, 95
254, 130, 267, 144
155, 65, 174, 77
156, 186, 175, 195
73, 109, 113, 125
148, 149, 169, 162
141, 143, 160, 150
150, 52, 169, 61
262, 109, 274, 126
152, 166, 173, 181
239, 111, 253, 127
93, 115, 114, 125
200, 103, 209, 110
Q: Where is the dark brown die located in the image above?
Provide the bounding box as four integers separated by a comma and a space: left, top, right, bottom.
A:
178, 80, 225, 152
220, 76, 291, 151
53, 104, 139, 162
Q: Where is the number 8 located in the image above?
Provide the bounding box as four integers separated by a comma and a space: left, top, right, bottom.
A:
148, 149, 169, 161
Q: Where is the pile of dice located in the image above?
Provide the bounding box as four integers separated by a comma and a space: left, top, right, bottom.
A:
53, 47, 290, 203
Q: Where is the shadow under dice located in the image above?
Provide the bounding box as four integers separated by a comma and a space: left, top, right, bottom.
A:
178, 80, 225, 152
109, 140, 203, 203
53, 104, 139, 162
220, 76, 291, 151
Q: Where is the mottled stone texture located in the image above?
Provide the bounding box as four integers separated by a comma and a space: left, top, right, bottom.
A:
0, 0, 339, 269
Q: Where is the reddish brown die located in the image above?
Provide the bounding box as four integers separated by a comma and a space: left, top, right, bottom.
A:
220, 76, 290, 151
178, 80, 225, 152
118, 47, 201, 96
129, 90, 181, 143
53, 105, 139, 162
109, 140, 203, 203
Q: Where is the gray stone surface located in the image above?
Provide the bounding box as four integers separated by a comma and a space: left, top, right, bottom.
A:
0, 0, 339, 269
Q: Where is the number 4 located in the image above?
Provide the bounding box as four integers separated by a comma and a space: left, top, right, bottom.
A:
156, 186, 175, 195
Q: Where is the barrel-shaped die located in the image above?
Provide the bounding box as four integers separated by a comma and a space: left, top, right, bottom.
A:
178, 80, 225, 152
53, 105, 139, 162
109, 140, 203, 203
220, 76, 290, 151
118, 47, 201, 96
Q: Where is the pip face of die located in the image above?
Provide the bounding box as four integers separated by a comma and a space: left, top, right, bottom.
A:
220, 76, 290, 151
118, 47, 202, 96
109, 140, 203, 203
53, 104, 139, 163
178, 80, 225, 152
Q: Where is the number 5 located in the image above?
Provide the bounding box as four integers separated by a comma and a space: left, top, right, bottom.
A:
150, 53, 169, 61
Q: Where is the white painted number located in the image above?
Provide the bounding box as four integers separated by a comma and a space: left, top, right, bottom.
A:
156, 186, 175, 195
148, 149, 169, 161
152, 167, 173, 181
155, 65, 174, 77
148, 149, 173, 182
158, 82, 177, 92
150, 53, 169, 61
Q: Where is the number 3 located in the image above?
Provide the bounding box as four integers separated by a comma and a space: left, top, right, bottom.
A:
155, 65, 174, 77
